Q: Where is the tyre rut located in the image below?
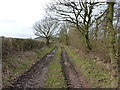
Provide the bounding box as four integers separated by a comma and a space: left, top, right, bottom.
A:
61, 47, 90, 89
7, 46, 58, 88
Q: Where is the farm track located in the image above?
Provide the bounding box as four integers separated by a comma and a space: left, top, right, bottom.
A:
3, 46, 90, 89
61, 47, 90, 89
3, 46, 58, 89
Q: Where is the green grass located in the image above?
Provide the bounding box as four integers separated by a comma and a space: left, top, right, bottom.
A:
45, 47, 67, 88
65, 46, 118, 88
3, 46, 54, 86
38, 46, 54, 56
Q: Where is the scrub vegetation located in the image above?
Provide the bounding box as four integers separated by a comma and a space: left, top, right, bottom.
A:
2, 37, 53, 87
65, 46, 118, 88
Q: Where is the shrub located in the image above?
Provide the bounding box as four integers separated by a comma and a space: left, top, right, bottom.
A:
2, 37, 45, 58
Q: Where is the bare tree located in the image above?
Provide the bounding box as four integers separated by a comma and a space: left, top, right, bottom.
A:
33, 17, 59, 46
47, 0, 107, 50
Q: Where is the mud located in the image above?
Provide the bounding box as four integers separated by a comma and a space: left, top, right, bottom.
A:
3, 46, 58, 89
2, 46, 90, 89
61, 47, 90, 89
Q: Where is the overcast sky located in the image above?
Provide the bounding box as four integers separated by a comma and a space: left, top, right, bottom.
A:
0, 0, 117, 39
0, 0, 53, 39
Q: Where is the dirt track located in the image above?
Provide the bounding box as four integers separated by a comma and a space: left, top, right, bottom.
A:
4, 46, 58, 89
61, 47, 90, 88
2, 46, 90, 89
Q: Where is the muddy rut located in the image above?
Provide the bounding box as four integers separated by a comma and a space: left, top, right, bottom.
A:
7, 46, 58, 88
3, 46, 90, 89
61, 47, 90, 88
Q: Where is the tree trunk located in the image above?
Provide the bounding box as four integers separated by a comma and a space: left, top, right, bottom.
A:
66, 35, 69, 46
107, 2, 118, 88
84, 27, 92, 51
85, 32, 92, 51
46, 38, 50, 46
107, 2, 116, 65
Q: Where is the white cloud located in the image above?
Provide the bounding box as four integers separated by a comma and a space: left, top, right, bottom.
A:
0, 0, 52, 38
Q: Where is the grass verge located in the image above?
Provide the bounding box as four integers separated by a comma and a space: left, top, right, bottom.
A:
38, 46, 54, 56
2, 45, 54, 87
65, 46, 118, 88
45, 47, 67, 88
